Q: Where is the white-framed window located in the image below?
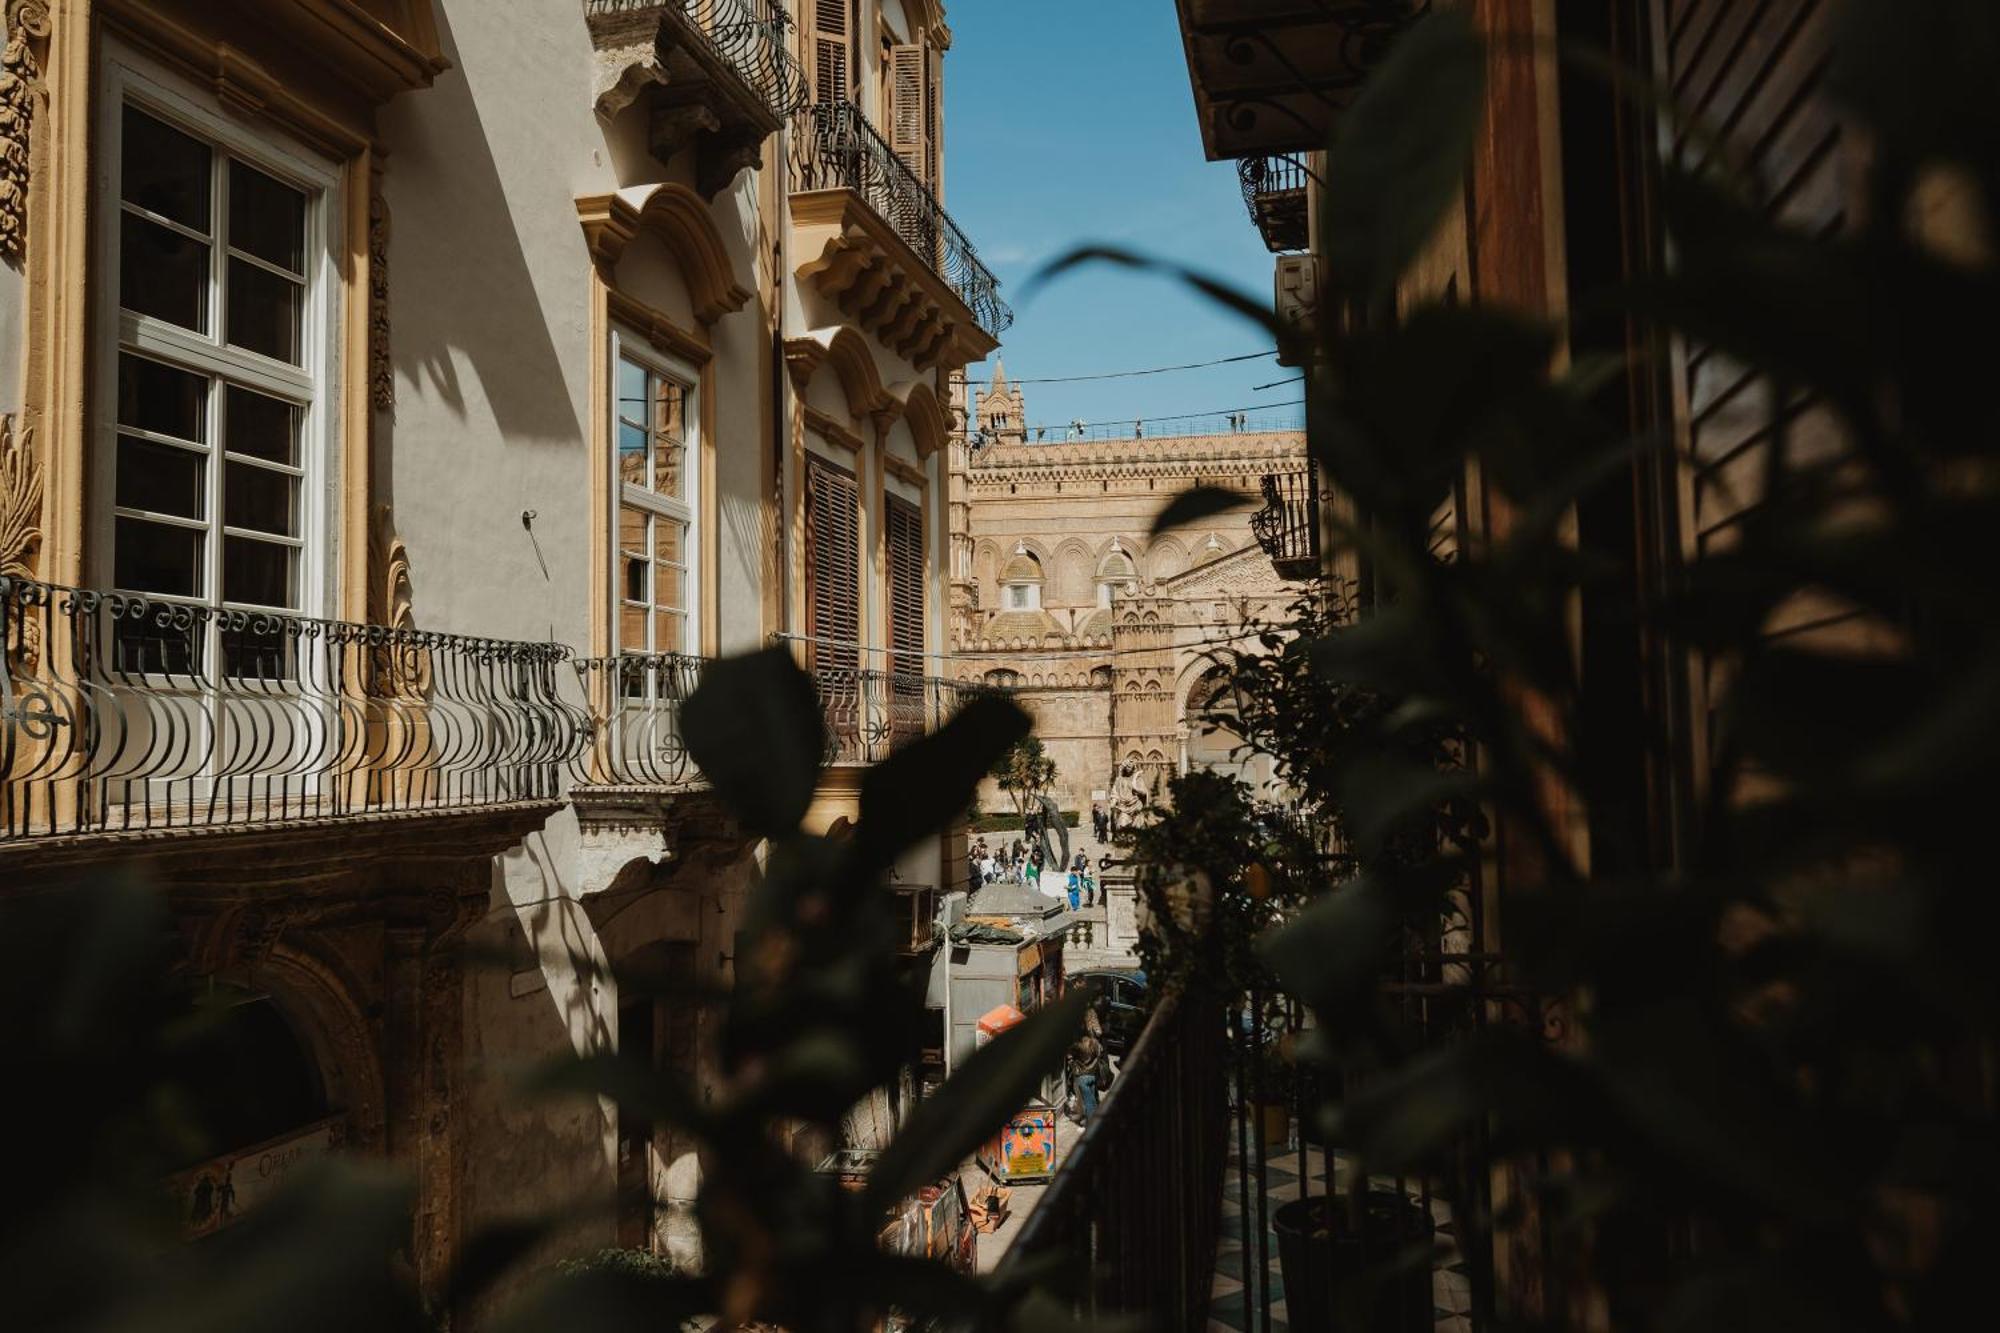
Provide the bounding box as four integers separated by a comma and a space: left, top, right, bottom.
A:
93, 53, 339, 677
613, 329, 700, 660
1005, 582, 1038, 611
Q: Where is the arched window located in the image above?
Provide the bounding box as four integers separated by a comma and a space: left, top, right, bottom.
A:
1095, 538, 1137, 608
1001, 542, 1043, 610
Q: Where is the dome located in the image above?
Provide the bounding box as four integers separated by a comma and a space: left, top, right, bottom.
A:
1000, 553, 1043, 584
984, 609, 1060, 641
1096, 551, 1137, 581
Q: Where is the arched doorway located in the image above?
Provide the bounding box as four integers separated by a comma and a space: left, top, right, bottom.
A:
1184, 666, 1279, 798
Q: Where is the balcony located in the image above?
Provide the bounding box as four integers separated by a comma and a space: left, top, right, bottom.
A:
0, 577, 585, 847
570, 650, 707, 789
788, 100, 1011, 367
1239, 154, 1310, 252
1250, 469, 1322, 579
812, 665, 987, 766
1175, 1, 1431, 159
583, 1, 806, 197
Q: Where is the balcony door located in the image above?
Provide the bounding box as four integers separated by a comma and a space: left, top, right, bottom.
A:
88, 55, 342, 827
605, 330, 701, 781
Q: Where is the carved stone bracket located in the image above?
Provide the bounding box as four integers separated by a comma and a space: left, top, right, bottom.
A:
1, 412, 43, 668
367, 503, 415, 632
694, 124, 765, 202
649, 101, 720, 162
0, 2, 49, 266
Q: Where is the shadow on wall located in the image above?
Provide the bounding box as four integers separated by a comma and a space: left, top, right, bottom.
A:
506, 831, 616, 1059
378, 3, 587, 447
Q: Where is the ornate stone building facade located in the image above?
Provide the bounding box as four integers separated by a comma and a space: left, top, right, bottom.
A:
0, 0, 1002, 1301
948, 374, 1308, 816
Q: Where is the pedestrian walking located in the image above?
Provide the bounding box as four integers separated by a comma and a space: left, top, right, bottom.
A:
1066, 866, 1082, 912
1091, 803, 1107, 842
1066, 1014, 1111, 1122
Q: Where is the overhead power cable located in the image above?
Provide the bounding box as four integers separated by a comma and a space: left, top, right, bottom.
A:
963, 350, 1276, 386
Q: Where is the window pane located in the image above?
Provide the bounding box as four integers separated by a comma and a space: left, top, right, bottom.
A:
226, 258, 302, 363
122, 107, 211, 231
117, 354, 208, 441
221, 622, 295, 682
619, 503, 649, 553
655, 564, 685, 613
112, 615, 201, 677
225, 386, 300, 465
223, 535, 296, 608
620, 603, 649, 654
653, 433, 685, 500
117, 437, 205, 519
115, 516, 203, 596
120, 214, 209, 331
617, 421, 647, 487
654, 521, 683, 568
655, 611, 686, 654
653, 382, 687, 498
617, 358, 648, 423
228, 160, 305, 274
224, 461, 297, 537
622, 553, 648, 604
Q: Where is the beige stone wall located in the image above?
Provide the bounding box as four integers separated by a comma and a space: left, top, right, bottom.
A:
949, 423, 1310, 809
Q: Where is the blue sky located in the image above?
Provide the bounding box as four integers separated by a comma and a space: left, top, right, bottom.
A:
942, 0, 1300, 437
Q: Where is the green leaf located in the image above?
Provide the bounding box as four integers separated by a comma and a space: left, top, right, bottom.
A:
1320, 8, 1487, 304
681, 647, 825, 838
1150, 486, 1250, 538
864, 990, 1089, 1213
858, 694, 1031, 871
1258, 878, 1398, 1015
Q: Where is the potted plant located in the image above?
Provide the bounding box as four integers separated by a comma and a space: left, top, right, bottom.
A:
1273, 1188, 1434, 1332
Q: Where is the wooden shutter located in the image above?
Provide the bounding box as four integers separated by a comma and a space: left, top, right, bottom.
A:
888, 43, 928, 181
1653, 0, 1854, 764
887, 496, 925, 676
805, 455, 860, 674
924, 48, 941, 190
813, 0, 849, 104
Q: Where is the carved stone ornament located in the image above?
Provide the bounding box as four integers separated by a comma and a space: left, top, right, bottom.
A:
368, 503, 415, 632
1, 412, 43, 667
369, 182, 393, 410
0, 1, 47, 265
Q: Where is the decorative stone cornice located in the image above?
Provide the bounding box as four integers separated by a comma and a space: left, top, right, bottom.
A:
576, 186, 753, 324
969, 429, 1307, 485
784, 330, 894, 418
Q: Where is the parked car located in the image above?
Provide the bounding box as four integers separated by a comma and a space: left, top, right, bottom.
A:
1069, 967, 1149, 1057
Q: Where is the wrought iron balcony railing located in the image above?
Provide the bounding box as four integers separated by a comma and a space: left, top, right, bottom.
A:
999, 981, 1228, 1326
813, 666, 989, 766
1250, 468, 1322, 578
789, 100, 1013, 340
0, 577, 587, 841
1, 577, 1001, 843
1238, 153, 1310, 253
584, 0, 805, 122
570, 650, 707, 789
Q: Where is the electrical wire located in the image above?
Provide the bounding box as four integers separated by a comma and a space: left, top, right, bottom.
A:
962, 350, 1276, 386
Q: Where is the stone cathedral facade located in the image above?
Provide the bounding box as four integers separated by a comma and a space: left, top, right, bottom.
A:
948, 367, 1309, 817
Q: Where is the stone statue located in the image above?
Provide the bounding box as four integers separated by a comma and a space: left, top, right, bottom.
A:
1110, 762, 1152, 830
